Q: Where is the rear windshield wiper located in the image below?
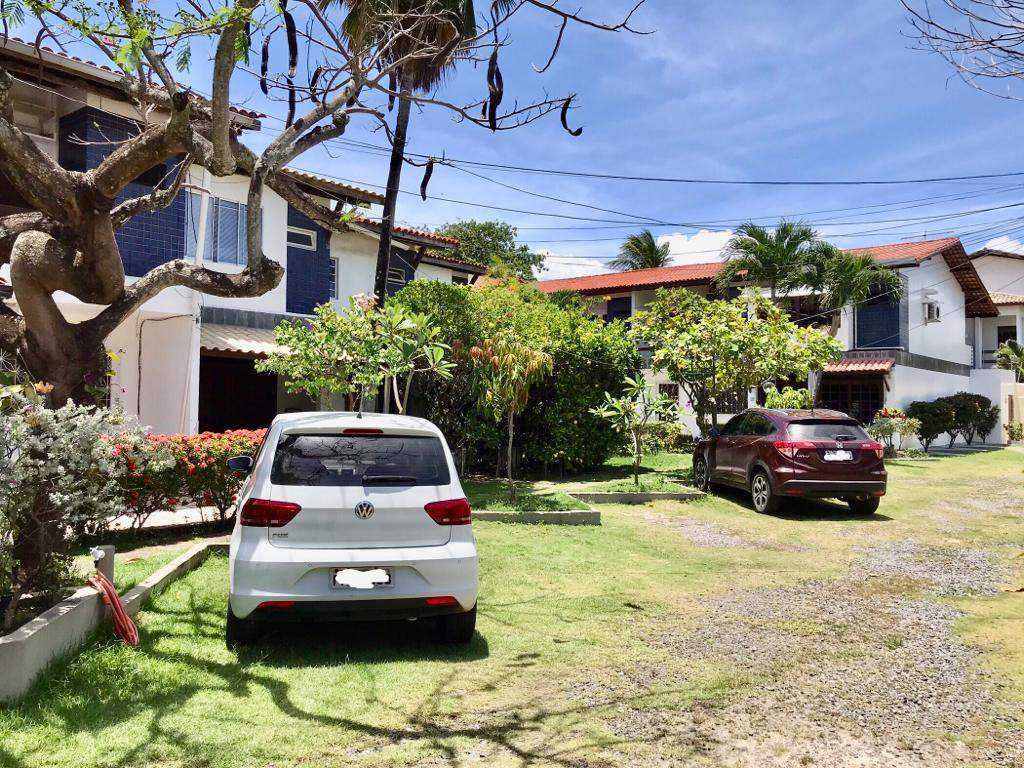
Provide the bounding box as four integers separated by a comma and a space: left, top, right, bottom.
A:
361, 474, 418, 485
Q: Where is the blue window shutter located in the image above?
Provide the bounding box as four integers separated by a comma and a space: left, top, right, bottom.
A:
285, 206, 331, 314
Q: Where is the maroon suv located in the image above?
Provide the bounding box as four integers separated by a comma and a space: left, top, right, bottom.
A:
693, 408, 887, 515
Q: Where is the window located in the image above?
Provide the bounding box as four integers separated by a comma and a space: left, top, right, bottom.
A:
605, 296, 632, 323
286, 227, 317, 250
658, 383, 680, 401
451, 275, 469, 285
720, 413, 746, 436
328, 256, 338, 300
185, 194, 249, 265
788, 420, 869, 441
997, 325, 1017, 345
744, 414, 776, 437
270, 433, 451, 486
387, 266, 406, 284
922, 301, 941, 324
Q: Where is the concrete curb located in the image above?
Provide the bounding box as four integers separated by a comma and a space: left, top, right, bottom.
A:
474, 508, 600, 525
570, 490, 704, 504
0, 540, 226, 703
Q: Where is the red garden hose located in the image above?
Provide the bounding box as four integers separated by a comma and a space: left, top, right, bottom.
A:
87, 571, 139, 647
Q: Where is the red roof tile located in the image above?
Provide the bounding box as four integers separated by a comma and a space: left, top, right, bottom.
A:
824, 357, 895, 374
536, 261, 725, 295
845, 237, 961, 264
991, 292, 1024, 306
349, 215, 460, 248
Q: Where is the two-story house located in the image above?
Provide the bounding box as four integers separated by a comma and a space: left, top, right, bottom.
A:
537, 237, 1013, 442
0, 37, 484, 434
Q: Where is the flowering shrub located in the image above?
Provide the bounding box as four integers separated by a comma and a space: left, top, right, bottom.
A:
867, 408, 921, 457
0, 396, 141, 631
166, 429, 266, 519
109, 433, 182, 530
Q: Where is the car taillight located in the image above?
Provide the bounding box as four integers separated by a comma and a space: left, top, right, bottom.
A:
424, 498, 472, 525
773, 440, 817, 459
240, 498, 302, 527
865, 441, 885, 459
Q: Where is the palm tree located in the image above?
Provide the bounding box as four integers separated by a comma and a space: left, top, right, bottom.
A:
996, 339, 1024, 382
715, 220, 830, 301
326, 0, 479, 302
610, 230, 671, 271
802, 248, 905, 337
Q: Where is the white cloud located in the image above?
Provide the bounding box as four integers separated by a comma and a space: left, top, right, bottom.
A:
659, 229, 733, 265
982, 236, 1024, 254
536, 251, 609, 281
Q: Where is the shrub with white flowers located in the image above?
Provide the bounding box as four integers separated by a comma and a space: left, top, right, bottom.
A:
0, 395, 142, 632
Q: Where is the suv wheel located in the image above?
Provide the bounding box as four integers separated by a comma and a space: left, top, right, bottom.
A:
848, 496, 880, 516
693, 456, 711, 492
750, 470, 779, 514
439, 605, 476, 645
226, 605, 258, 650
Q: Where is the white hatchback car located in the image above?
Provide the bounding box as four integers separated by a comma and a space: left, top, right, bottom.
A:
225, 412, 478, 649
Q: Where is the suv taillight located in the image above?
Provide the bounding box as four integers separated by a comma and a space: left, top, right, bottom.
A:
240, 498, 302, 527
865, 441, 885, 459
424, 498, 472, 525
773, 440, 817, 460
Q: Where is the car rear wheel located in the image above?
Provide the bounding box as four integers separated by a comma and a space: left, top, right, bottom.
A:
439, 605, 476, 645
226, 605, 259, 650
693, 456, 711, 492
848, 496, 880, 516
750, 471, 779, 514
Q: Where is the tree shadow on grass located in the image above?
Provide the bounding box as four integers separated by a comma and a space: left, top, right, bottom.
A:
0, 588, 690, 768
709, 484, 894, 522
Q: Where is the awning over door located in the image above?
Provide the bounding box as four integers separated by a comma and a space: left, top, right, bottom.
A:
823, 357, 895, 375
200, 324, 285, 357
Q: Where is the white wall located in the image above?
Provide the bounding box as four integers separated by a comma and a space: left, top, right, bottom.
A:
969, 368, 1016, 443
903, 258, 972, 365
974, 254, 1024, 296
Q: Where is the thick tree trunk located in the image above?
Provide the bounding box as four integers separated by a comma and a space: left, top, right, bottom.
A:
372, 85, 413, 304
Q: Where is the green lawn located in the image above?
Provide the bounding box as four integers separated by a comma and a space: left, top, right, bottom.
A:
464, 478, 589, 511
2, 449, 1021, 767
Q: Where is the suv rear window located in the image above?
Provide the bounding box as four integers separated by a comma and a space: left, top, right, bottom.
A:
787, 420, 869, 441
270, 433, 451, 486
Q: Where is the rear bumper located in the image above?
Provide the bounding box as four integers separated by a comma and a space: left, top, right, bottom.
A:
246, 598, 469, 623
229, 536, 478, 619
777, 479, 887, 497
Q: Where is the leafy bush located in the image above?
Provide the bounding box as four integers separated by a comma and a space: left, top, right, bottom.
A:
764, 385, 813, 409
393, 279, 640, 475
0, 396, 138, 631
867, 407, 921, 457
936, 392, 999, 445
164, 430, 266, 519
642, 421, 693, 452
1007, 422, 1024, 442
110, 433, 182, 531
906, 400, 955, 452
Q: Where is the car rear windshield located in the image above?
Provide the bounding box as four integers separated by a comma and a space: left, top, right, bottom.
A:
787, 420, 869, 441
270, 433, 451, 486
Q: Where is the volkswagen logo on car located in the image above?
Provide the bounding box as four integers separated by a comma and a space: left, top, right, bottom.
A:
354, 500, 375, 519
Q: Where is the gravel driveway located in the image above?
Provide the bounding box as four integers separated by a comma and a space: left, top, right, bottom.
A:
609, 541, 1024, 767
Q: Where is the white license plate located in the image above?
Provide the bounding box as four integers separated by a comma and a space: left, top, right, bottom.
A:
823, 450, 853, 462
332, 567, 392, 589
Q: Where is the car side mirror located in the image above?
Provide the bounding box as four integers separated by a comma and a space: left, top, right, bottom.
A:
707, 427, 721, 439
227, 455, 254, 474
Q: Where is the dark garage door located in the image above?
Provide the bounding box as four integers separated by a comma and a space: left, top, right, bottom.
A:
198, 354, 278, 433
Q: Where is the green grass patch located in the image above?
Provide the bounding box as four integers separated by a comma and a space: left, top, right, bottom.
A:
465, 478, 588, 511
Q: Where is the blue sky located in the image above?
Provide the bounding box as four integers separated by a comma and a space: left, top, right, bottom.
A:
22, 0, 1024, 277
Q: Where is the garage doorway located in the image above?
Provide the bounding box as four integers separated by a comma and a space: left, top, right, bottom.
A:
198, 354, 278, 432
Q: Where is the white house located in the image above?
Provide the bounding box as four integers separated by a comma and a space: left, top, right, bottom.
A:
537, 237, 1016, 442
0, 37, 484, 435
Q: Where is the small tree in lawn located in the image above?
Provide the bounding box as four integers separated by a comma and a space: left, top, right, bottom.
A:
257, 296, 385, 409
632, 290, 842, 434
377, 304, 454, 414
470, 335, 552, 499
592, 376, 677, 487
